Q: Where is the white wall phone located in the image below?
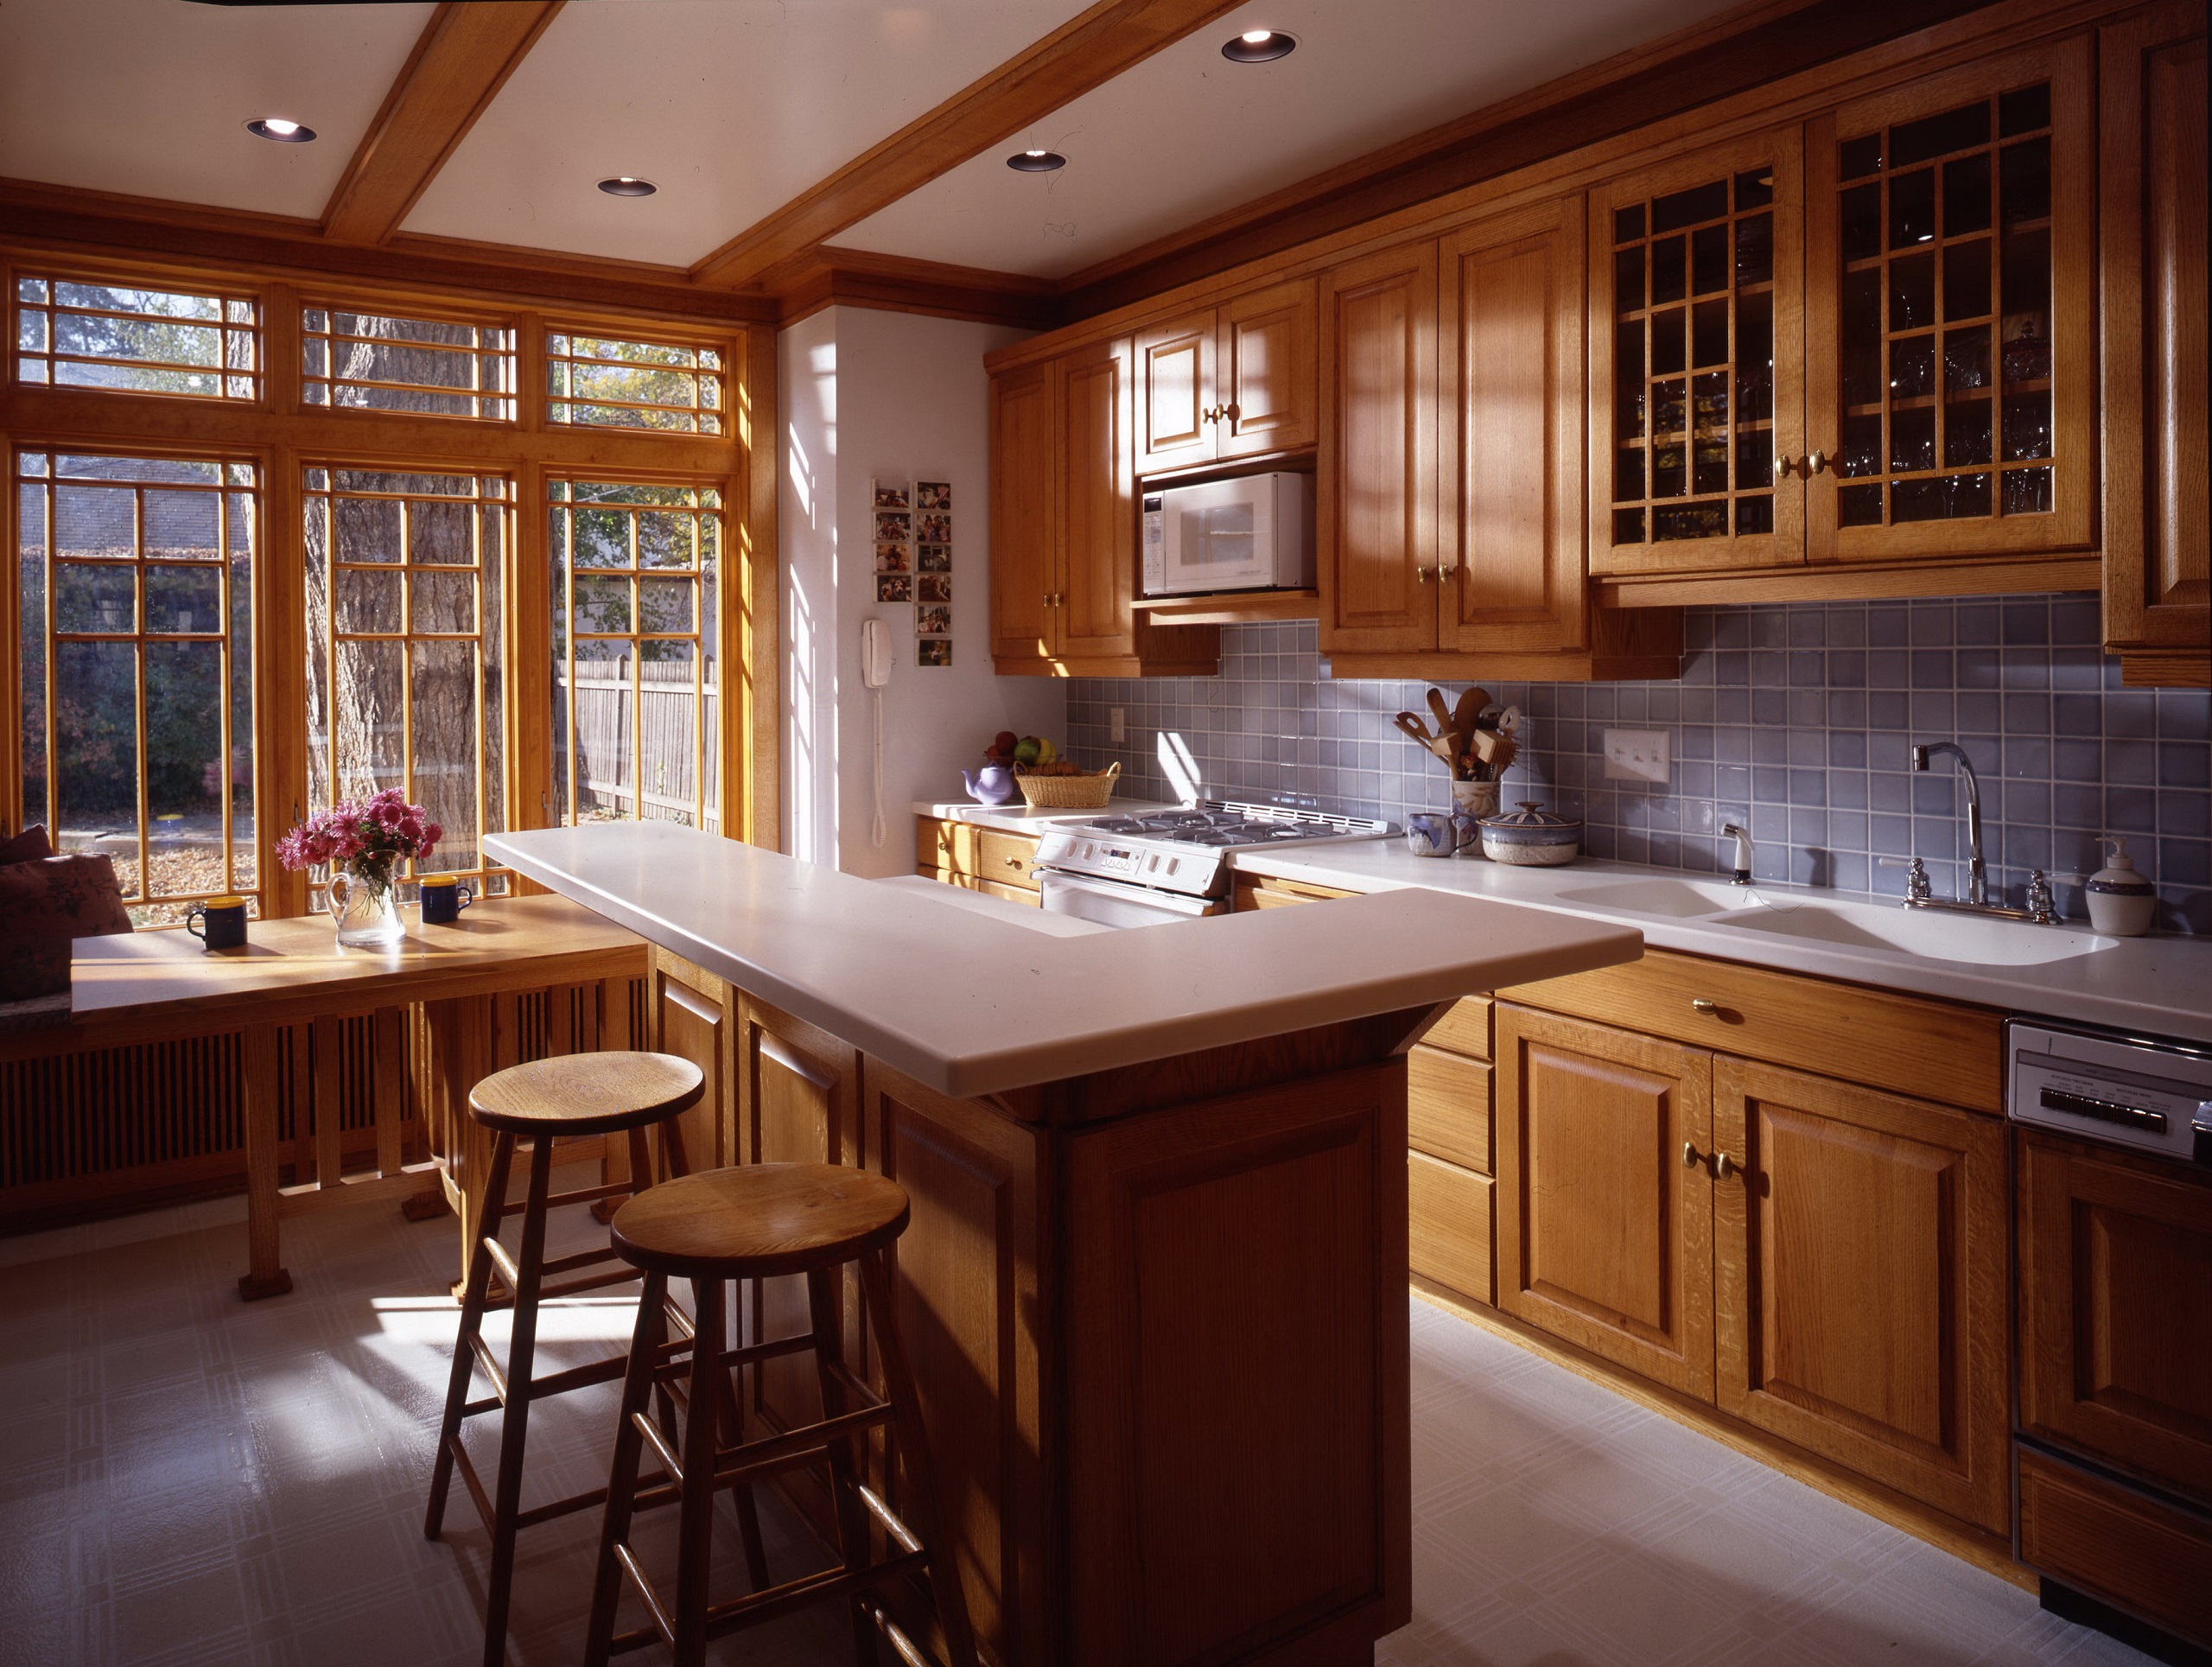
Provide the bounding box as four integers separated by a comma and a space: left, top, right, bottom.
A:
861, 618, 893, 846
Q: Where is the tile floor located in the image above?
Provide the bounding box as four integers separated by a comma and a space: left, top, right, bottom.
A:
0, 1181, 2160, 1667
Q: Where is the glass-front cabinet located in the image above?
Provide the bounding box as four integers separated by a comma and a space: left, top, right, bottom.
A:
1806, 38, 2094, 563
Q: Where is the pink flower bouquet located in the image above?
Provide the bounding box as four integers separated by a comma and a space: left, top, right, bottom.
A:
277, 787, 442, 885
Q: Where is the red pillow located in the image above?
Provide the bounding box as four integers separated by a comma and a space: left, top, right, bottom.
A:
0, 824, 56, 865
0, 853, 136, 941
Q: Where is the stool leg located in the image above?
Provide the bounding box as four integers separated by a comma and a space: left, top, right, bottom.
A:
808, 1266, 880, 1667
426, 1129, 516, 1541
673, 1275, 725, 1667
660, 1111, 692, 1180
713, 1333, 774, 1593
480, 1134, 556, 1667
585, 1270, 667, 1667
860, 1250, 980, 1667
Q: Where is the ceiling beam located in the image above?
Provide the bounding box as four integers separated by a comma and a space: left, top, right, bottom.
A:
690, 0, 1246, 292
321, 1, 564, 247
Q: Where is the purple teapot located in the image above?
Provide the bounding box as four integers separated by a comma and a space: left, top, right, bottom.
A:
962, 764, 1019, 805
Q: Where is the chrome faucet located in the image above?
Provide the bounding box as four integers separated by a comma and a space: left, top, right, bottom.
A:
1903, 741, 2056, 925
1911, 741, 1987, 905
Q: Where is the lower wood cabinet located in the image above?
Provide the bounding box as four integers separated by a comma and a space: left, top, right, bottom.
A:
645, 946, 734, 1173
2018, 1446, 2212, 1649
1410, 1150, 1493, 1305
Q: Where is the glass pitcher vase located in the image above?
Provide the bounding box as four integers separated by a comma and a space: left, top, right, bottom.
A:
327, 865, 405, 949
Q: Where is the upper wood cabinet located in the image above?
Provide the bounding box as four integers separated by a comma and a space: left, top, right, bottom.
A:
989, 359, 1058, 665
1134, 277, 1317, 474
2100, 0, 2209, 687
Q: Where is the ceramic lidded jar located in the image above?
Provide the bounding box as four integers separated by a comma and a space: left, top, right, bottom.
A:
2084, 837, 2158, 937
1478, 801, 1582, 867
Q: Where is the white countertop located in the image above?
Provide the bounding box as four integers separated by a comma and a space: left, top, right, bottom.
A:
913, 797, 1176, 835
1233, 843, 2212, 1046
486, 824, 1642, 1100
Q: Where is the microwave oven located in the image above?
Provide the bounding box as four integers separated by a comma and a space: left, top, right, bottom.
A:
1141, 472, 1314, 595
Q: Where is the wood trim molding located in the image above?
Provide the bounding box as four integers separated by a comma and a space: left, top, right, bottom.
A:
321, 2, 566, 246
771, 248, 1060, 330
686, 0, 1248, 290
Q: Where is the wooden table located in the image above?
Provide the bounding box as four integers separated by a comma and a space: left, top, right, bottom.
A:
4, 897, 645, 1297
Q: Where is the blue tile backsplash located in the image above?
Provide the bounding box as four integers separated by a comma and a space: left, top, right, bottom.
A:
1065, 595, 2212, 934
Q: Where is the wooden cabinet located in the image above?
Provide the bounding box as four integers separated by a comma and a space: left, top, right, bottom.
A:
2099, 0, 2209, 687
2018, 1447, 2212, 1650
1134, 278, 1317, 474
1495, 1003, 1716, 1398
989, 340, 1218, 677
645, 946, 734, 1172
916, 815, 1041, 904
1713, 1057, 2010, 1532
2018, 1129, 2212, 1500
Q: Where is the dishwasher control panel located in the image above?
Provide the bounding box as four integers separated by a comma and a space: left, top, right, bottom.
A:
2007, 1019, 2212, 1166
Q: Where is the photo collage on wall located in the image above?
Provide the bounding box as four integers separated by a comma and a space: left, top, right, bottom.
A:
874, 477, 954, 665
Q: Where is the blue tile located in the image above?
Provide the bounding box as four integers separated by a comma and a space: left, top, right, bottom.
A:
2105, 691, 2157, 738
1829, 731, 1869, 768
1717, 764, 1752, 799
1872, 814, 1915, 855
1714, 610, 1750, 649
1829, 770, 1869, 809
1868, 650, 1911, 690
1910, 691, 1956, 732
1788, 609, 1827, 647
2158, 691, 2210, 741
1753, 766, 1789, 803
1749, 609, 1786, 649
2050, 650, 2105, 691
1752, 687, 1788, 725
2054, 738, 2104, 783
1788, 729, 1826, 766
2051, 595, 2101, 646
2157, 837, 2210, 889
1869, 606, 1910, 646
1787, 689, 1826, 729
2052, 693, 2101, 737
2054, 784, 2102, 830
1872, 772, 1913, 811
2002, 601, 2050, 645
1789, 769, 1827, 805
1752, 728, 1788, 764
2159, 792, 2211, 839
2108, 740, 2158, 785
1717, 687, 1751, 724
1828, 690, 1869, 730
2107, 787, 2158, 834
1956, 692, 2001, 735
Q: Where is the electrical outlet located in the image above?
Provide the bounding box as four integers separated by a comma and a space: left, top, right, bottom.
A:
1603, 728, 1670, 784
1109, 707, 1126, 743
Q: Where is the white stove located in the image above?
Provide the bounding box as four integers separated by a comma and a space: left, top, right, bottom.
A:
1033, 799, 1392, 926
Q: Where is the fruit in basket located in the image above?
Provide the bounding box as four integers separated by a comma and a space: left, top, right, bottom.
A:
984, 729, 1018, 766
1013, 735, 1042, 767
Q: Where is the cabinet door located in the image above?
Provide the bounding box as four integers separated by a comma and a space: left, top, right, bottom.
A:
1713, 1059, 2009, 1531
989, 361, 1058, 665
1134, 310, 1216, 474
1805, 37, 2096, 565
1217, 278, 1317, 458
1319, 240, 1439, 654
1495, 1003, 1714, 1398
1440, 196, 1588, 656
2101, 1, 2209, 684
2019, 1129, 2212, 1499
648, 947, 731, 1171
1058, 339, 1139, 661
1591, 130, 1805, 577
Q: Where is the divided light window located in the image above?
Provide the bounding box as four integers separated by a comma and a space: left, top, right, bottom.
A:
548, 477, 721, 833
16, 449, 258, 925
15, 275, 259, 400
302, 305, 516, 421
302, 468, 512, 900
547, 331, 723, 434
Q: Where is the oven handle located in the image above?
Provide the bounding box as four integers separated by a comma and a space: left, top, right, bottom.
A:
1037, 868, 1222, 917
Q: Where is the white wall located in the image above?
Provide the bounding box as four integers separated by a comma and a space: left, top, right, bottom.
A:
779, 306, 1065, 876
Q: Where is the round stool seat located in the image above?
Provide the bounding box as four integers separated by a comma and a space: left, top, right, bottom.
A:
467, 1051, 704, 1136
610, 1163, 911, 1280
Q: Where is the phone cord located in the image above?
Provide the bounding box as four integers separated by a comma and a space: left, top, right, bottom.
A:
870, 686, 888, 848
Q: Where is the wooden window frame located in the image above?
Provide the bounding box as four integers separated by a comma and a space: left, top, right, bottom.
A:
543, 324, 727, 436
11, 262, 264, 405
299, 297, 520, 425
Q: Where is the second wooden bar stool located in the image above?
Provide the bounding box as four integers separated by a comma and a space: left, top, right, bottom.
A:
425, 1051, 769, 1667
584, 1162, 979, 1667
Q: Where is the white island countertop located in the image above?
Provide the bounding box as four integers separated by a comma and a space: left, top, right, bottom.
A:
486, 824, 1642, 1099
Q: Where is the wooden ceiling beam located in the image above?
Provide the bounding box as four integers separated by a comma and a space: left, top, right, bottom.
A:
321, 1, 564, 247
688, 0, 1246, 292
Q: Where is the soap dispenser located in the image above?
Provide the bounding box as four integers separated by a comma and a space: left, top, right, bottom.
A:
2084, 837, 2158, 937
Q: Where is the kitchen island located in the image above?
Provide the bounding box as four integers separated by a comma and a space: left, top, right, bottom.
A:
486, 823, 1641, 1667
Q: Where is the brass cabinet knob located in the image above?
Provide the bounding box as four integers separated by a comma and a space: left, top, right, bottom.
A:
1224, 402, 1241, 423
1713, 1151, 1738, 1180
1806, 449, 1830, 475
1414, 566, 1435, 584
1772, 454, 1798, 483
1682, 1141, 1700, 1168
1691, 996, 1720, 1015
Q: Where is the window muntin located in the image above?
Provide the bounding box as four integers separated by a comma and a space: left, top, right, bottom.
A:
548, 477, 720, 832
302, 306, 515, 420
302, 468, 511, 901
546, 331, 723, 434
15, 276, 259, 400
16, 449, 258, 925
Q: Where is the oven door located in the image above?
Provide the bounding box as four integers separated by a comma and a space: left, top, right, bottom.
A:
1038, 869, 1225, 928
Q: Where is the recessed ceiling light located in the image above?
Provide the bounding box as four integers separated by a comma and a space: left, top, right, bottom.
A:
1222, 29, 1296, 61
598, 176, 658, 197
1007, 149, 1066, 173
245, 118, 315, 143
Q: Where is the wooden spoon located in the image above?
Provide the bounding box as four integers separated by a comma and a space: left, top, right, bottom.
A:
1451, 686, 1489, 745
1427, 688, 1455, 737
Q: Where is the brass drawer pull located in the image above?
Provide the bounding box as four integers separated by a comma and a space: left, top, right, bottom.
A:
1691, 997, 1720, 1015
1682, 1141, 1700, 1168
1713, 1151, 1738, 1180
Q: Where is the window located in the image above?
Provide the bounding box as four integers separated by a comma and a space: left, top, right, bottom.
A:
302, 305, 515, 420
15, 275, 259, 400
16, 449, 257, 925
302, 468, 511, 897
546, 331, 723, 434
548, 477, 720, 831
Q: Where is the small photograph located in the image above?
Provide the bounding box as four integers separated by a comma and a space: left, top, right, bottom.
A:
915, 480, 951, 511
874, 510, 912, 543
917, 638, 952, 668
871, 480, 911, 511
918, 573, 951, 604
916, 513, 952, 544
874, 542, 910, 574
875, 573, 912, 602
914, 604, 951, 637
917, 544, 951, 573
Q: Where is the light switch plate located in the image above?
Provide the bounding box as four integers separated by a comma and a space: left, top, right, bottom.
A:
1604, 728, 1670, 784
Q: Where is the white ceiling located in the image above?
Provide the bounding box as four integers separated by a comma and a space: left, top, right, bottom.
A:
838, 0, 1748, 279
402, 0, 1100, 268
0, 0, 435, 220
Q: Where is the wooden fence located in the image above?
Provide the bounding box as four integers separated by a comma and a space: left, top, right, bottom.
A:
556, 657, 721, 826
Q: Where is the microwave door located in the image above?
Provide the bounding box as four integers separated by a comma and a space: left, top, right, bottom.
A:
1177, 501, 1256, 588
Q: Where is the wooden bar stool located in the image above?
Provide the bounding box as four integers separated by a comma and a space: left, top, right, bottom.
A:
583, 1162, 979, 1667
425, 1051, 770, 1667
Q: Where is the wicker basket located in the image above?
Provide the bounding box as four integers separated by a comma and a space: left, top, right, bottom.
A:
1014, 760, 1121, 810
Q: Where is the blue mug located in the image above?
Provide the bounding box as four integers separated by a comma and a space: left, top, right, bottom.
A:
1405, 813, 1455, 857
187, 894, 249, 951
419, 875, 474, 924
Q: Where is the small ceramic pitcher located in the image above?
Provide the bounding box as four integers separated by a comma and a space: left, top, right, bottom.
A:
1405, 812, 1456, 857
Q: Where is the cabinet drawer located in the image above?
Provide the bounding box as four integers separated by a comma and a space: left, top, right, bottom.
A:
918, 867, 1042, 909
1231, 873, 1355, 911
1501, 947, 2002, 1113
1411, 1151, 1492, 1305
1423, 996, 1491, 1060
2018, 1447, 2212, 1648
918, 818, 1040, 892
1408, 1046, 1491, 1174
975, 830, 1041, 891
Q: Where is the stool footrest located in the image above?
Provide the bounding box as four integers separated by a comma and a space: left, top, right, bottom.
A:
537, 1266, 644, 1302
609, 1538, 930, 1655
714, 1400, 893, 1489
630, 1409, 686, 1494
546, 1177, 646, 1212
855, 1479, 923, 1556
